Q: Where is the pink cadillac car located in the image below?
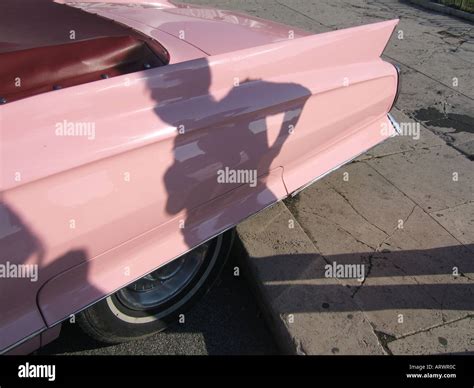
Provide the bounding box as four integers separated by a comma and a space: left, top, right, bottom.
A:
0, 0, 400, 354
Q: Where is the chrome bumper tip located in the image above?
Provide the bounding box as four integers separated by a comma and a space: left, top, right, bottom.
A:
388, 113, 401, 137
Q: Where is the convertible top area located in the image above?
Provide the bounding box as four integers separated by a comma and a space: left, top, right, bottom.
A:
0, 0, 169, 104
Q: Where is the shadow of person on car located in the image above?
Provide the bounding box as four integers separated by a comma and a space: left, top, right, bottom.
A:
0, 201, 96, 353
147, 55, 311, 251
34, 48, 314, 354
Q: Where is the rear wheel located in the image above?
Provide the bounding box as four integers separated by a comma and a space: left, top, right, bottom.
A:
78, 230, 234, 344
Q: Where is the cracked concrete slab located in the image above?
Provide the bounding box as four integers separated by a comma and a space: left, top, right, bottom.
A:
367, 145, 474, 213
284, 158, 473, 338
239, 139, 473, 354
356, 205, 474, 337
388, 316, 474, 355
430, 202, 474, 249
274, 284, 386, 355
238, 153, 473, 354
237, 202, 385, 355
284, 162, 417, 253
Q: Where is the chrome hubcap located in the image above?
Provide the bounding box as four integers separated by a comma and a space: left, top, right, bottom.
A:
115, 242, 211, 311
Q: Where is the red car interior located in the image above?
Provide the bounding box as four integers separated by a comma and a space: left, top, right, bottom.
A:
0, 0, 168, 104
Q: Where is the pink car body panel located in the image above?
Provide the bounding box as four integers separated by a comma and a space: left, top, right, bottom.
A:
0, 0, 399, 353
67, 1, 311, 55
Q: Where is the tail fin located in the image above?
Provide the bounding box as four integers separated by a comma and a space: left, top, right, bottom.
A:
312, 19, 399, 64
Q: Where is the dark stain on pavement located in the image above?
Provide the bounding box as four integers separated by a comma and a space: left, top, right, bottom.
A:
438, 337, 448, 347
413, 107, 474, 135
284, 193, 302, 220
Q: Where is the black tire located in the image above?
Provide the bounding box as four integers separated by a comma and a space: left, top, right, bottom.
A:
77, 229, 234, 344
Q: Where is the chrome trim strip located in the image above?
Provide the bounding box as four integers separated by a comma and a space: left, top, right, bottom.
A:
389, 63, 401, 111
388, 112, 401, 135
1, 328, 45, 355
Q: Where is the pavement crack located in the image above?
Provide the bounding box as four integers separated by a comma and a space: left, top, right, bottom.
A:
375, 247, 449, 321
298, 209, 377, 251
331, 185, 389, 238
358, 145, 443, 161
429, 199, 474, 214
375, 204, 417, 252
294, 338, 307, 356
459, 271, 474, 281
275, 0, 332, 29
365, 162, 474, 254
368, 322, 395, 355
393, 314, 474, 342
281, 200, 331, 263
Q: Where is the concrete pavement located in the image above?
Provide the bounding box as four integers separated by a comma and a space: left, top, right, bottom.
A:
238, 128, 474, 354
186, 0, 474, 355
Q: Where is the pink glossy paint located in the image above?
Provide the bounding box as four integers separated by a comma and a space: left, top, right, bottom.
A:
68, 1, 311, 56
0, 0, 398, 353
